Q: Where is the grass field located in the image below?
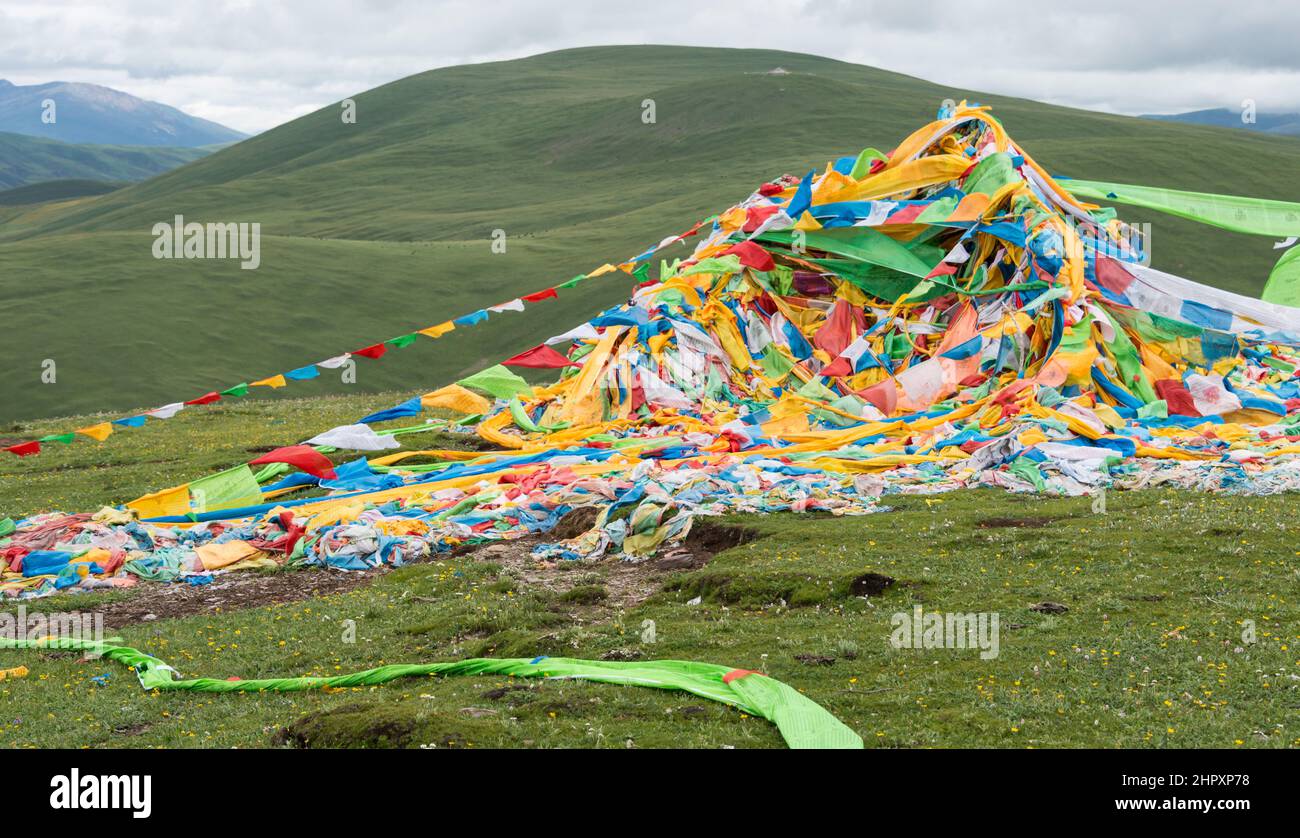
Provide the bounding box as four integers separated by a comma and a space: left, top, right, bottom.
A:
2, 489, 1295, 749
4, 46, 1299, 422
1, 398, 1297, 749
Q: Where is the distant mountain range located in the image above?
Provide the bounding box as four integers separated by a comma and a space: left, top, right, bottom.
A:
0, 79, 244, 193
0, 79, 246, 146
1141, 108, 1300, 136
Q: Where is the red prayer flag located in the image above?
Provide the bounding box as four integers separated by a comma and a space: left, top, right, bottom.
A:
1154, 379, 1201, 417
352, 343, 388, 360
819, 356, 853, 378
185, 392, 222, 406
521, 289, 558, 303
502, 345, 577, 369
859, 380, 898, 415
248, 445, 338, 479
741, 205, 779, 234
4, 440, 40, 457
722, 240, 776, 272
813, 298, 859, 359
924, 261, 959, 280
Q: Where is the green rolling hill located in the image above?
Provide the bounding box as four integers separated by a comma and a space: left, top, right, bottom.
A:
0, 178, 125, 206
3, 45, 1299, 424
0, 131, 211, 190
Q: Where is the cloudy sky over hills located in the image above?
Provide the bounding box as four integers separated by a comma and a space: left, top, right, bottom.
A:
1, 0, 1296, 134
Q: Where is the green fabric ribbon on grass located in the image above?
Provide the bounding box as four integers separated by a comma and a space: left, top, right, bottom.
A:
0, 636, 862, 749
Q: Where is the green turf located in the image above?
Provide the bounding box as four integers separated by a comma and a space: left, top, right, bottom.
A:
1, 488, 1295, 749
3, 45, 1298, 422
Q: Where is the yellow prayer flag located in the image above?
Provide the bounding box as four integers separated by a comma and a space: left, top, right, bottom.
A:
127, 484, 191, 519
75, 423, 112, 442
421, 384, 490, 415
419, 321, 455, 339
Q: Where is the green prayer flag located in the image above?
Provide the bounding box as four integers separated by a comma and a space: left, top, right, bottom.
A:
848, 147, 887, 179
5, 637, 865, 749
189, 465, 263, 513
1263, 245, 1300, 307
385, 333, 420, 349
457, 364, 532, 400
760, 227, 938, 279
759, 345, 795, 381
963, 152, 1022, 197
1063, 178, 1300, 238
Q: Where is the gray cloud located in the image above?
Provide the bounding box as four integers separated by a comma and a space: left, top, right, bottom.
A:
2, 0, 1297, 133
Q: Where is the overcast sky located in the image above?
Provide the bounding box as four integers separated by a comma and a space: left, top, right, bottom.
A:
2, 0, 1297, 135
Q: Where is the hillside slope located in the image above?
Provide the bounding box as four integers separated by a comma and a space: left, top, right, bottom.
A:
0, 131, 211, 189
0, 78, 246, 146
0, 178, 124, 206
3, 45, 1299, 423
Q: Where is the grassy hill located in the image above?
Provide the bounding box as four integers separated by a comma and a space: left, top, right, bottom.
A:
0, 131, 211, 190
0, 177, 124, 205
3, 45, 1300, 423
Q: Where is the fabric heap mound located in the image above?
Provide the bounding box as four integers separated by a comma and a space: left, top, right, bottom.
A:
5, 102, 1300, 600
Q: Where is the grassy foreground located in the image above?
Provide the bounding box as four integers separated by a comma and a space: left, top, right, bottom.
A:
1, 399, 1297, 748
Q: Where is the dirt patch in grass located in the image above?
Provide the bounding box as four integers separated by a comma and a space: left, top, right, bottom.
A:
691, 519, 760, 553
482, 683, 537, 702
112, 722, 151, 736
848, 572, 895, 597
976, 515, 1059, 529
652, 520, 760, 571
551, 506, 601, 539
85, 566, 386, 630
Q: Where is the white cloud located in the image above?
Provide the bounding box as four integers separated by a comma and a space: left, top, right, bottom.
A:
1, 0, 1297, 134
